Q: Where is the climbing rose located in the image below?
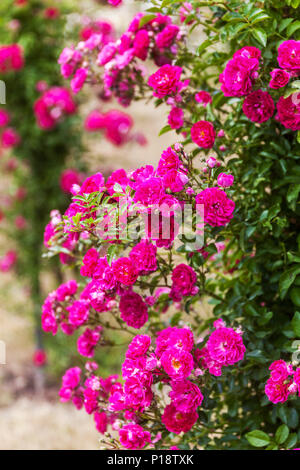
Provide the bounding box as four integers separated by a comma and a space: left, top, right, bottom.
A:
217, 173, 234, 188
242, 90, 274, 123
277, 40, 300, 72
277, 93, 300, 131
94, 411, 108, 434
156, 24, 179, 49
77, 327, 102, 358
80, 248, 99, 277
67, 300, 90, 327
119, 424, 151, 450
195, 90, 212, 106
170, 263, 198, 301
195, 188, 235, 227
133, 177, 164, 206
119, 291, 148, 328
34, 87, 76, 129
148, 65, 183, 98
206, 327, 245, 367
129, 240, 157, 274
0, 44, 24, 73
169, 379, 204, 412
162, 403, 198, 434
60, 169, 82, 193
269, 69, 290, 89
112, 257, 138, 286
220, 53, 259, 97
1, 128, 20, 148
156, 327, 194, 358
71, 68, 88, 94
161, 347, 194, 379
133, 29, 149, 60
191, 121, 215, 148
265, 378, 292, 404
0, 110, 10, 127
168, 107, 184, 129
126, 335, 151, 359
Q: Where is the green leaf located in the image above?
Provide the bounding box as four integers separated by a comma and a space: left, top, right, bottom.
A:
252, 28, 267, 47
285, 433, 298, 449
291, 311, 300, 337
249, 11, 270, 25
139, 14, 156, 28
275, 424, 289, 445
196, 39, 213, 56
287, 20, 300, 37
158, 125, 172, 136
279, 18, 294, 33
246, 430, 270, 447
287, 184, 300, 210
279, 266, 300, 298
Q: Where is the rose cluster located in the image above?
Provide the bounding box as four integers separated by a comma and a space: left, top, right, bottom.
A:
57, 323, 245, 449
0, 44, 24, 74
85, 108, 145, 147
220, 42, 300, 130
0, 109, 21, 150
58, 12, 184, 106
34, 86, 76, 130
42, 144, 236, 334
265, 360, 300, 404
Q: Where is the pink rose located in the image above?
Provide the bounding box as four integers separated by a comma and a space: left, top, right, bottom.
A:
277, 40, 300, 72
277, 93, 300, 130
191, 121, 215, 148
119, 424, 151, 450
195, 187, 235, 227
148, 65, 183, 98
269, 68, 290, 89
242, 90, 274, 123
217, 173, 234, 188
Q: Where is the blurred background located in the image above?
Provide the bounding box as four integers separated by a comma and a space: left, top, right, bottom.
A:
0, 0, 179, 449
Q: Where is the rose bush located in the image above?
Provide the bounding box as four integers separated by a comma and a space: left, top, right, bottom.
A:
42, 0, 300, 450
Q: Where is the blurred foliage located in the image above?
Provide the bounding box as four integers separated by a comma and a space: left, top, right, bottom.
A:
0, 0, 84, 375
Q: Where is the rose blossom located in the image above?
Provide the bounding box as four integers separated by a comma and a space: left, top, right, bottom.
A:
119, 424, 151, 450
126, 335, 151, 359
67, 300, 90, 327
195, 91, 212, 107
148, 65, 183, 98
94, 411, 108, 434
206, 327, 245, 367
156, 24, 179, 49
161, 347, 194, 379
277, 93, 300, 131
170, 263, 198, 301
129, 240, 157, 274
277, 40, 300, 72
191, 121, 215, 148
162, 403, 198, 434
119, 291, 148, 328
195, 188, 235, 227
217, 173, 234, 188
133, 29, 149, 61
242, 90, 274, 123
168, 107, 184, 129
156, 326, 194, 357
220, 53, 259, 97
112, 257, 138, 286
169, 379, 204, 412
269, 68, 290, 89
